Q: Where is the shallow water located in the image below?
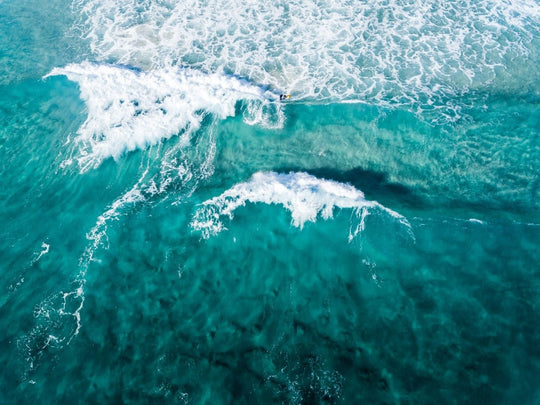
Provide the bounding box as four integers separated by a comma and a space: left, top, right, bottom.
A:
1, 0, 539, 403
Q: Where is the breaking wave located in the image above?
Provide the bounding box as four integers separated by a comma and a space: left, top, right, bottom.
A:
191, 171, 411, 239
45, 62, 283, 171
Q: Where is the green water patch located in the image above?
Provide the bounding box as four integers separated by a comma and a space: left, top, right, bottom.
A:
0, 68, 538, 404
215, 100, 539, 223
8, 189, 538, 403
0, 0, 87, 85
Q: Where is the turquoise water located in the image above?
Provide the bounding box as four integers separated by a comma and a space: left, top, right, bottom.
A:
1, 0, 539, 403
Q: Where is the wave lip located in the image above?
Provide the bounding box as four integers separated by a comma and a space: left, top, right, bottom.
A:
192, 171, 410, 239
45, 62, 281, 171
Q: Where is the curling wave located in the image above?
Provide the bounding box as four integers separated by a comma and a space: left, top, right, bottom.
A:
191, 171, 410, 239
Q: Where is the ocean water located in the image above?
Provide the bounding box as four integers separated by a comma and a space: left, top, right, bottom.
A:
1, 0, 539, 403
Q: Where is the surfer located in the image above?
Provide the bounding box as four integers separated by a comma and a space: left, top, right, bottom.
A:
279, 94, 291, 100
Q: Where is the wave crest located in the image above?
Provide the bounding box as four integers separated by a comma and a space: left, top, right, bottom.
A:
45, 62, 282, 171
191, 171, 410, 239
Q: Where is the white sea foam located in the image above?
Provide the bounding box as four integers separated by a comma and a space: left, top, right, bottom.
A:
73, 0, 540, 118
32, 242, 50, 264
19, 170, 154, 375
191, 171, 410, 239
45, 62, 281, 171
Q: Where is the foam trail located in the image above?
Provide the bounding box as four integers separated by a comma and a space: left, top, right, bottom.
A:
19, 170, 151, 377
45, 62, 282, 171
19, 122, 220, 377
191, 171, 410, 239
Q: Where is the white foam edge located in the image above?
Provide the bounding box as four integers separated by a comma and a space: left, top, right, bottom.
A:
191, 171, 411, 239
44, 62, 283, 171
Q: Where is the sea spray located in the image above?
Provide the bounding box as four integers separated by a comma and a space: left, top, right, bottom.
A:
45, 62, 283, 171
192, 171, 411, 239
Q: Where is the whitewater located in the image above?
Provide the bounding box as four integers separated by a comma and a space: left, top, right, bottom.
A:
0, 0, 539, 403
